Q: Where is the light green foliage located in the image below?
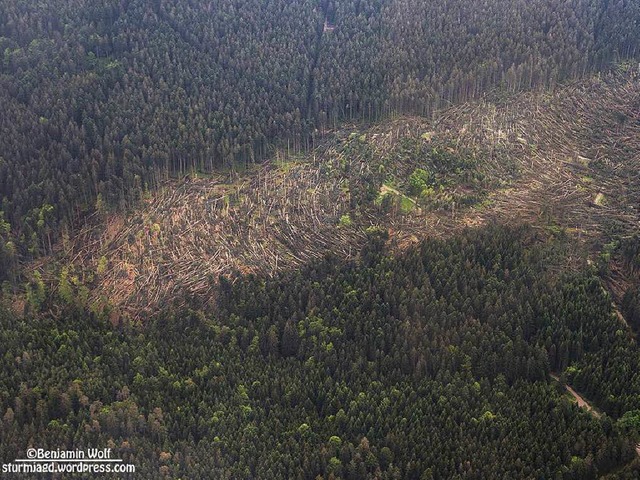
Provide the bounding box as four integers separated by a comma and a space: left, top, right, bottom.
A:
237, 384, 249, 403
0, 211, 10, 236
400, 195, 416, 213
338, 214, 353, 227
328, 457, 342, 473
617, 410, 640, 439
298, 423, 311, 436
408, 168, 432, 196
36, 204, 54, 230
58, 267, 74, 304
25, 271, 46, 311
480, 411, 496, 421
97, 256, 108, 275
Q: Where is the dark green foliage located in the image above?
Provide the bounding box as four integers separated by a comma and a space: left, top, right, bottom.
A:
0, 211, 16, 283
609, 235, 640, 333
1, 226, 639, 478
396, 139, 483, 202
620, 235, 640, 277
622, 287, 640, 332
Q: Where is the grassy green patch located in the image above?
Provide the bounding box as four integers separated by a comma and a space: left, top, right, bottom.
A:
399, 196, 416, 213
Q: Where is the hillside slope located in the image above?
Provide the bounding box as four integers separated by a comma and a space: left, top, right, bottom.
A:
1, 0, 638, 259
35, 71, 640, 319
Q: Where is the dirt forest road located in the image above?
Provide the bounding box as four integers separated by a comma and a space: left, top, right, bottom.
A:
550, 374, 640, 457
550, 374, 601, 417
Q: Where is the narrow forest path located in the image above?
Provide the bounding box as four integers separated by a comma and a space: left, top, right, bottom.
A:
550, 374, 601, 417
550, 374, 640, 458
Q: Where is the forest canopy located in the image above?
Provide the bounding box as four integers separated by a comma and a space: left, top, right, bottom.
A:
1, 1, 640, 478
2, 226, 640, 478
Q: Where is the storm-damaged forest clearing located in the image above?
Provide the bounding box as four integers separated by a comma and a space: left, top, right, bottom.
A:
24, 71, 640, 322
3, 0, 640, 477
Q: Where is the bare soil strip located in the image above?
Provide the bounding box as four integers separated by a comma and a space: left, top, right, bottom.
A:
550, 374, 601, 417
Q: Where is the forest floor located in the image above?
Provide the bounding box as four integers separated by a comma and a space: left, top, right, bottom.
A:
28, 72, 640, 321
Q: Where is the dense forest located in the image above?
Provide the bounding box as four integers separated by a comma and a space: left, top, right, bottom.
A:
0, 0, 639, 264
1, 226, 640, 478
2, 0, 640, 477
